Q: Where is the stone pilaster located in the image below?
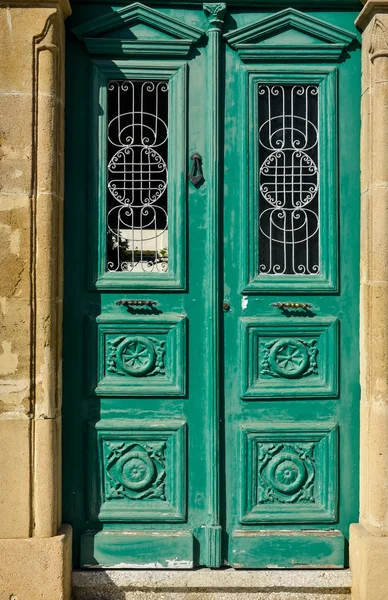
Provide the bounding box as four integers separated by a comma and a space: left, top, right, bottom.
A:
351, 1, 388, 599
0, 1, 72, 599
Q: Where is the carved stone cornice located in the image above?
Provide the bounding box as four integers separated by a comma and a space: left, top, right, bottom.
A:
0, 0, 71, 17
356, 0, 388, 31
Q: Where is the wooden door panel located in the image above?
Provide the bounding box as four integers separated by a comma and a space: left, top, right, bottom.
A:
64, 1, 361, 570
240, 318, 339, 399
240, 424, 338, 524
230, 530, 345, 569
87, 420, 187, 523
81, 530, 195, 569
223, 7, 360, 568
92, 314, 187, 397
63, 2, 213, 568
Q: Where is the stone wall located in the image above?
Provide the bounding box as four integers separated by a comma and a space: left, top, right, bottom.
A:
0, 2, 72, 599
350, 1, 388, 598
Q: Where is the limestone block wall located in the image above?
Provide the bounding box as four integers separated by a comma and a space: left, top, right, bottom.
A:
350, 1, 388, 599
0, 2, 72, 599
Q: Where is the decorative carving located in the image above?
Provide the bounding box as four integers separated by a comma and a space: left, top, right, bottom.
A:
242, 425, 337, 523
224, 8, 356, 62
106, 80, 169, 273
261, 338, 318, 379
107, 335, 165, 377
93, 421, 187, 522
104, 440, 166, 501
258, 442, 316, 504
369, 17, 388, 62
258, 85, 320, 276
203, 3, 226, 31
72, 2, 204, 57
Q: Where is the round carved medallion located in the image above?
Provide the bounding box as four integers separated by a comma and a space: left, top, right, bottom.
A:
268, 338, 309, 378
120, 451, 156, 491
267, 452, 307, 494
116, 336, 156, 376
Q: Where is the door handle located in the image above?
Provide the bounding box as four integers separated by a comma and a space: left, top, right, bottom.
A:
188, 153, 204, 186
116, 299, 158, 307
271, 302, 313, 310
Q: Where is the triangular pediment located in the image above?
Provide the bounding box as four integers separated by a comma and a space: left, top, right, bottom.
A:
260, 29, 324, 46
72, 3, 204, 56
224, 8, 357, 62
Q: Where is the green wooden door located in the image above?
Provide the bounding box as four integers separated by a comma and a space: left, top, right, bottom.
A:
63, 1, 360, 569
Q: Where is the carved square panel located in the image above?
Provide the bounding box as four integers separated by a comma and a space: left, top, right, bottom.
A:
241, 318, 338, 399
89, 420, 186, 522
241, 424, 338, 523
92, 314, 186, 396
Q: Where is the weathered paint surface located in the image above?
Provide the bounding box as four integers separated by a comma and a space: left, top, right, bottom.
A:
63, 1, 360, 569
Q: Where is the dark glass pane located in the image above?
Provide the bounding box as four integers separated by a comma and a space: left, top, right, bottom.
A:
106, 79, 169, 273
258, 84, 319, 276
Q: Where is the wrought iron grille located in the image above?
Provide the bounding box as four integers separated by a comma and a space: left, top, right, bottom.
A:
258, 84, 320, 276
106, 79, 169, 273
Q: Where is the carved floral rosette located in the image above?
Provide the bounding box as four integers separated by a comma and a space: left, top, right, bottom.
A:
258, 442, 316, 505
104, 440, 166, 501
107, 335, 165, 377
261, 337, 318, 379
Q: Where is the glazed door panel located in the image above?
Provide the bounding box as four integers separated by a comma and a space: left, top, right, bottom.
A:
63, 2, 219, 568
223, 9, 360, 567
63, 2, 360, 569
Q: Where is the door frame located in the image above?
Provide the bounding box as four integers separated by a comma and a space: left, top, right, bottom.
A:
2, 0, 388, 597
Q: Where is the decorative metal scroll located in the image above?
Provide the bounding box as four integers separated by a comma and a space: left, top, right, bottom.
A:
258, 84, 320, 276
106, 80, 169, 273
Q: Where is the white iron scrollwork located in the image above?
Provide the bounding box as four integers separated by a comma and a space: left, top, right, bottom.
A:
106, 80, 169, 273
258, 84, 320, 276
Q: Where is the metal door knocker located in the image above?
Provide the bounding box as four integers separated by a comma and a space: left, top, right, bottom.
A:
188, 153, 204, 186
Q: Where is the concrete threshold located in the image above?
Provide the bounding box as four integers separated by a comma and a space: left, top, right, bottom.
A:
72, 568, 352, 599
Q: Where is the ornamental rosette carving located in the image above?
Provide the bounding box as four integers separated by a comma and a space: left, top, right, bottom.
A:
260, 337, 318, 379
258, 442, 316, 505
104, 440, 166, 501
107, 335, 165, 377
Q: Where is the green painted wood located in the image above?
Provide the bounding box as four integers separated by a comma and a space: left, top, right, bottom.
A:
72, 2, 204, 40
240, 424, 338, 523
224, 8, 357, 47
90, 60, 188, 290
241, 66, 338, 291
63, 2, 212, 568
87, 420, 187, 523
223, 6, 360, 568
202, 2, 227, 569
81, 530, 194, 568
240, 318, 339, 398
63, 2, 360, 569
230, 530, 345, 569
72, 2, 204, 57
82, 39, 199, 56
91, 314, 187, 397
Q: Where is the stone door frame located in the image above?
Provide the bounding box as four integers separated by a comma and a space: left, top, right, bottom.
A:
0, 1, 386, 598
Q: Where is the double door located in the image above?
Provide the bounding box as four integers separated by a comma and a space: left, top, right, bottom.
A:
63, 1, 360, 568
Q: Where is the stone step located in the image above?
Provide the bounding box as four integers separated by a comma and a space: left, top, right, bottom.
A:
72, 568, 352, 600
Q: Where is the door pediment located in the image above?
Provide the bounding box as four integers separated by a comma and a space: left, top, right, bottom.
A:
72, 2, 204, 56
224, 8, 357, 61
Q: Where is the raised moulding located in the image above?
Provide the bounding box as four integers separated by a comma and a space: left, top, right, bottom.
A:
224, 8, 357, 62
